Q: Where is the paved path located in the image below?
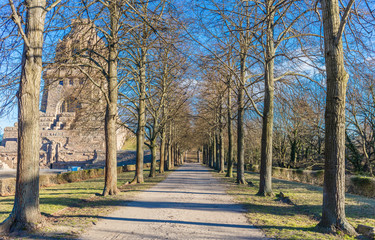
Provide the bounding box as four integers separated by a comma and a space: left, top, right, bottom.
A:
80, 163, 267, 240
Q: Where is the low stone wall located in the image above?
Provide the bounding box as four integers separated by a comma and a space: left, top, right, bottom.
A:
0, 163, 151, 196
245, 164, 375, 198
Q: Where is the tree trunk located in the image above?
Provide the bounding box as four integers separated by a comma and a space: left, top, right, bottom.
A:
167, 127, 172, 170
131, 49, 146, 184
212, 133, 217, 169
258, 2, 274, 197
219, 116, 225, 173
103, 1, 119, 196
174, 144, 178, 166
171, 143, 174, 168
219, 134, 224, 173
159, 128, 165, 173
237, 53, 246, 184
164, 136, 168, 170
0, 0, 47, 232
318, 0, 356, 235
202, 146, 206, 164
226, 77, 233, 177
209, 140, 213, 168
149, 139, 157, 177
215, 133, 220, 170
218, 98, 225, 173
290, 138, 297, 168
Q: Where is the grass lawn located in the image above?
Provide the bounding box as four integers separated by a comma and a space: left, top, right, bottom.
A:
0, 169, 170, 239
212, 170, 375, 240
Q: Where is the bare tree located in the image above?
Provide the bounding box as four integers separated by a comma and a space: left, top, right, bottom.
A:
317, 0, 357, 235
0, 0, 62, 232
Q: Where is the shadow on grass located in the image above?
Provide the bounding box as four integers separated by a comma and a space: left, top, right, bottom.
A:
242, 201, 322, 219
0, 198, 14, 203
39, 197, 126, 209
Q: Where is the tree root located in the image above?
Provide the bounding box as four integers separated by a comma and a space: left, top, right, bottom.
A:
0, 214, 15, 234
317, 218, 358, 236
236, 178, 247, 185
0, 213, 44, 234
126, 176, 144, 185
102, 187, 119, 196
149, 171, 156, 178
256, 190, 274, 197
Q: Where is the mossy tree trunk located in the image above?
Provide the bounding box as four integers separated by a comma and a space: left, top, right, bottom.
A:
318, 0, 356, 235
258, 0, 274, 197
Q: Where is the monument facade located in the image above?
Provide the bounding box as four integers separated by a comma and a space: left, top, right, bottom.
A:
0, 20, 127, 169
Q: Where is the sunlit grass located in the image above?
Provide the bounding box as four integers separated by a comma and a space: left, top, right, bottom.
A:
212, 170, 375, 240
0, 169, 171, 238
121, 136, 137, 151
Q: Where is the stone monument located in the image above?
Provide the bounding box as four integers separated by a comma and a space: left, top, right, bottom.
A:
0, 20, 128, 169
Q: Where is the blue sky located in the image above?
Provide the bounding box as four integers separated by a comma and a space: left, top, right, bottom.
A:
0, 110, 17, 134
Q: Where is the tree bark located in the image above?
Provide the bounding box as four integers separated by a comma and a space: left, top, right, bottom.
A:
215, 132, 220, 170
202, 146, 206, 164
149, 139, 157, 177
0, 0, 47, 232
258, 3, 275, 196
174, 143, 178, 166
103, 0, 119, 196
159, 128, 165, 173
226, 77, 233, 177
212, 133, 217, 169
318, 0, 356, 235
219, 105, 225, 173
131, 48, 146, 184
209, 140, 213, 168
167, 124, 172, 170
237, 52, 246, 184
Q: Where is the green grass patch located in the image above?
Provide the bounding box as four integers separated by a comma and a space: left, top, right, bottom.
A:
0, 169, 171, 239
121, 136, 137, 151
212, 170, 375, 240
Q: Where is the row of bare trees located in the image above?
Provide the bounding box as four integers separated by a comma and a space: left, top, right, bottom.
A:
195, 0, 374, 235
0, 0, 192, 233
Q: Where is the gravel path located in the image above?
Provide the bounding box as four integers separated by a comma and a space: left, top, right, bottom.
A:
80, 163, 267, 240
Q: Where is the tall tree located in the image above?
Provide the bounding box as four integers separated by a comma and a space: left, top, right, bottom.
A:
75, 0, 125, 195
257, 0, 275, 196
121, 0, 165, 184
318, 0, 356, 235
0, 0, 61, 232
256, 0, 318, 196
103, 0, 120, 196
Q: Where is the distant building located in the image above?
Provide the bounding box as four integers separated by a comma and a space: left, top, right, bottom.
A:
0, 19, 127, 169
